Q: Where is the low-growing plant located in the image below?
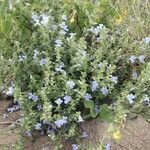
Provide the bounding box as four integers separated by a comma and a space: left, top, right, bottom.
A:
0, 0, 150, 149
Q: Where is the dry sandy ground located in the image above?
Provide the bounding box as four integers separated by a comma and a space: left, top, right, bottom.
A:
0, 98, 150, 150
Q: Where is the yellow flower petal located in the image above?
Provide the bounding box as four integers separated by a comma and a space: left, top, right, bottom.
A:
69, 10, 76, 23
113, 130, 122, 141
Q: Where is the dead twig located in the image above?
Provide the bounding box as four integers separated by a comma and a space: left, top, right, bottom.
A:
0, 122, 14, 125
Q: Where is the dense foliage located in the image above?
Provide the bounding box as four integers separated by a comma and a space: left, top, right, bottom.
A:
0, 0, 150, 149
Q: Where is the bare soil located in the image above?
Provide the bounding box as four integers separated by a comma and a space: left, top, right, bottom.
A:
0, 98, 150, 150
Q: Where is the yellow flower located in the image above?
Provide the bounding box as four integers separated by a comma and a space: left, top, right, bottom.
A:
115, 15, 123, 25
69, 10, 76, 23
113, 130, 122, 141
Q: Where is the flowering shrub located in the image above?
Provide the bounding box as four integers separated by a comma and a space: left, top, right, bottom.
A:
0, 0, 150, 148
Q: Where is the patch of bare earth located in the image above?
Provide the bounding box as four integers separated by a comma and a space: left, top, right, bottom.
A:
0, 98, 150, 150
0, 99, 20, 149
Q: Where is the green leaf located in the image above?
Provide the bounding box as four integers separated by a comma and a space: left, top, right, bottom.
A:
99, 104, 114, 122
84, 100, 94, 108
0, 17, 11, 33
84, 100, 99, 118
0, 0, 9, 17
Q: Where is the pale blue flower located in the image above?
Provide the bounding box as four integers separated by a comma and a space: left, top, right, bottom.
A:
40, 59, 46, 65
54, 116, 68, 128
55, 98, 63, 105
59, 30, 67, 35
33, 49, 39, 59
97, 24, 105, 30
25, 131, 32, 137
90, 24, 105, 35
144, 95, 149, 102
28, 93, 38, 102
28, 92, 33, 99
37, 105, 42, 111
61, 15, 67, 21
143, 95, 150, 106
132, 72, 138, 79
66, 81, 75, 89
59, 21, 68, 31
51, 25, 57, 30
41, 14, 49, 25
35, 123, 42, 130
55, 67, 63, 72
7, 107, 15, 113
32, 95, 38, 101
105, 143, 111, 150
101, 87, 109, 95
6, 87, 14, 96
69, 32, 76, 38
32, 14, 40, 25
55, 62, 65, 72
72, 144, 78, 150
78, 115, 84, 122
19, 54, 27, 61
55, 39, 62, 47
81, 132, 89, 138
84, 93, 92, 101
64, 95, 71, 104
98, 62, 104, 69
3, 113, 8, 119
127, 93, 135, 104
110, 76, 118, 84
91, 81, 98, 92
143, 37, 150, 44
129, 55, 136, 64
139, 55, 145, 63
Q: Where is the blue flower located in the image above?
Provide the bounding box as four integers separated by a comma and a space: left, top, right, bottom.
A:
41, 14, 49, 25
129, 55, 136, 64
59, 30, 67, 35
143, 37, 150, 44
98, 62, 104, 69
64, 95, 72, 104
91, 81, 98, 92
40, 59, 46, 66
90, 24, 105, 35
37, 105, 42, 111
110, 76, 118, 84
31, 13, 40, 25
77, 115, 84, 122
127, 94, 136, 104
25, 131, 32, 137
33, 49, 39, 59
66, 81, 75, 89
139, 55, 145, 64
81, 132, 89, 138
6, 86, 14, 96
55, 39, 62, 47
35, 123, 42, 130
61, 15, 67, 21
28, 93, 38, 102
55, 62, 65, 72
100, 87, 109, 95
72, 144, 78, 150
105, 143, 111, 150
84, 93, 92, 101
143, 95, 150, 106
69, 32, 76, 38
59, 21, 68, 31
55, 98, 63, 105
32, 95, 38, 101
19, 54, 27, 61
132, 72, 138, 79
54, 116, 68, 128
